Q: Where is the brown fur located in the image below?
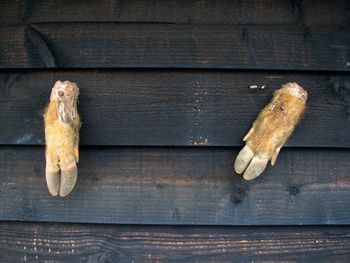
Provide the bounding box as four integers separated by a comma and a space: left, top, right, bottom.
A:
246, 84, 306, 160
235, 82, 307, 180
44, 81, 80, 196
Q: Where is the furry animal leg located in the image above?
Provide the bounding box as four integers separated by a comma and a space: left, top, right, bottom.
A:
234, 82, 307, 180
44, 80, 81, 197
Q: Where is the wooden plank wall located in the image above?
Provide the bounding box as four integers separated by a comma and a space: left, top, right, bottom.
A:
0, 0, 350, 261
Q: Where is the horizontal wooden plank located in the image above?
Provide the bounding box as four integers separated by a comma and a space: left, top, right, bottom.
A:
0, 70, 349, 147
1, 24, 349, 70
0, 146, 349, 225
1, 0, 348, 26
1, 223, 349, 262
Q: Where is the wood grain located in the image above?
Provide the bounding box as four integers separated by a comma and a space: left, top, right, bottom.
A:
1, 222, 349, 262
1, 0, 348, 26
1, 24, 349, 70
0, 146, 349, 225
0, 70, 349, 147
1, 2, 349, 260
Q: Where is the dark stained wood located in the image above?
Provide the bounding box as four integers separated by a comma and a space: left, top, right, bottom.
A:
0, 70, 349, 147
0, 26, 28, 68
1, 1, 349, 259
0, 146, 349, 225
1, 24, 349, 70
1, 0, 349, 26
1, 222, 350, 262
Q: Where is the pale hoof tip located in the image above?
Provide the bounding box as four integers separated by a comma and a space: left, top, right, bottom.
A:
59, 163, 78, 197
48, 189, 59, 197
46, 167, 60, 197
243, 155, 268, 181
234, 158, 246, 174
234, 145, 254, 174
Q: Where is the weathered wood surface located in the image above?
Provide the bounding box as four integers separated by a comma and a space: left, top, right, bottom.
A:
1, 0, 348, 26
0, 146, 349, 225
1, 223, 349, 262
1, 24, 349, 70
1, 70, 349, 147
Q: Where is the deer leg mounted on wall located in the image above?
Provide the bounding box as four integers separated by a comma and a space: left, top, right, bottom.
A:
234, 82, 308, 180
44, 81, 81, 197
